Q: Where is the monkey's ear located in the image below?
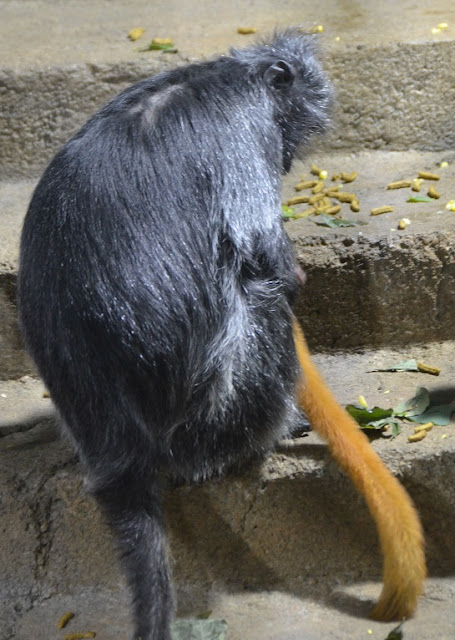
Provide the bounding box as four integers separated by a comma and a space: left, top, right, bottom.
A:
264, 61, 296, 90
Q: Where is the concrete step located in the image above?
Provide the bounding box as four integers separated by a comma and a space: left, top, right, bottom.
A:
1, 0, 455, 177
1, 343, 455, 638
2, 149, 455, 378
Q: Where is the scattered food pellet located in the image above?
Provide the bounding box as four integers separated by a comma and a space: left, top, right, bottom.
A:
309, 25, 324, 33
295, 180, 318, 191
357, 395, 368, 409
294, 208, 316, 218
411, 178, 423, 192
43, 390, 50, 398
310, 164, 324, 176
371, 205, 394, 216
128, 27, 145, 41
335, 36, 341, 42
237, 27, 257, 34
431, 27, 441, 34
439, 161, 449, 168
445, 200, 455, 211
438, 22, 449, 29
57, 612, 75, 630
414, 422, 434, 434
287, 195, 311, 205
151, 37, 174, 46
387, 180, 411, 190
418, 171, 440, 180
335, 192, 357, 203
340, 171, 357, 183
417, 362, 441, 375
350, 199, 360, 212
1, 393, 7, 398
442, 434, 448, 439
312, 180, 325, 194
324, 205, 342, 215
318, 170, 328, 180
408, 430, 427, 442
398, 218, 411, 230
64, 633, 96, 640
428, 185, 440, 199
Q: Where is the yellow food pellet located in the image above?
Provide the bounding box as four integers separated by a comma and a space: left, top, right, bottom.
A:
64, 633, 96, 640
367, 630, 373, 636
312, 180, 325, 194
43, 390, 50, 398
431, 27, 441, 34
417, 362, 441, 375
383, 390, 390, 394
428, 185, 440, 199
371, 205, 394, 216
310, 164, 323, 176
295, 180, 318, 191
237, 27, 257, 34
357, 395, 368, 409
445, 200, 455, 211
418, 171, 440, 180
319, 170, 328, 180
398, 218, 411, 230
411, 178, 423, 192
57, 612, 75, 630
335, 192, 357, 203
151, 37, 174, 46
309, 192, 325, 205
332, 174, 340, 181
437, 22, 449, 29
323, 205, 342, 215
414, 422, 434, 433
287, 195, 311, 205
387, 180, 411, 190
408, 431, 427, 442
350, 199, 360, 213
324, 185, 341, 194
340, 171, 357, 183
441, 434, 448, 439
439, 161, 449, 168
309, 25, 324, 34
128, 28, 145, 41
335, 36, 341, 42
294, 207, 316, 218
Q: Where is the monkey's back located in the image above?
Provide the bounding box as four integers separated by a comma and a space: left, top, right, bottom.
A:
19, 57, 301, 480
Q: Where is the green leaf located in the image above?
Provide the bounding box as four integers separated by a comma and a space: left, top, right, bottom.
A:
314, 213, 367, 228
171, 618, 228, 640
140, 42, 178, 53
346, 405, 393, 426
407, 195, 432, 202
394, 387, 430, 417
409, 404, 454, 426
370, 359, 419, 372
384, 622, 404, 639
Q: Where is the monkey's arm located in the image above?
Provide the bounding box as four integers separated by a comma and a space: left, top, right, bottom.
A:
292, 317, 426, 621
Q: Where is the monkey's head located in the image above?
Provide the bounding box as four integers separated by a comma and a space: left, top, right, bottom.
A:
231, 29, 333, 172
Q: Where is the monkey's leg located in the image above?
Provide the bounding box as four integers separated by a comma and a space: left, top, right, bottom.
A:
292, 317, 426, 621
93, 473, 173, 640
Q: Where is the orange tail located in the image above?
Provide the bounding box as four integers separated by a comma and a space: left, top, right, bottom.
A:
292, 318, 426, 620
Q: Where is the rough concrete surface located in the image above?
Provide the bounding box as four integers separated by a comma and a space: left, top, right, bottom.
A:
1, 343, 455, 639
1, 1, 455, 177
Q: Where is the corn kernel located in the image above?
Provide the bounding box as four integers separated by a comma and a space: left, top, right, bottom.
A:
440, 161, 449, 168
128, 27, 145, 41
437, 22, 449, 29
445, 200, 455, 211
